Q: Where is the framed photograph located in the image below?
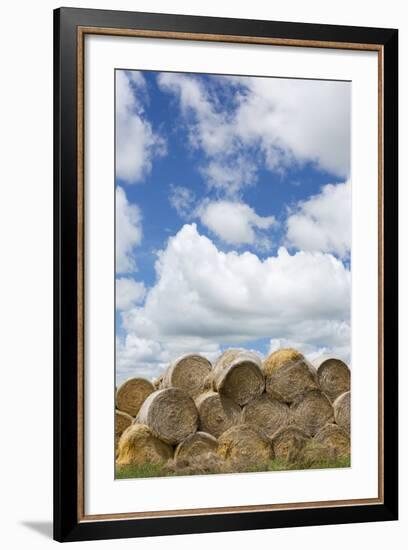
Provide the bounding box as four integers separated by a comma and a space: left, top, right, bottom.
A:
54, 7, 398, 542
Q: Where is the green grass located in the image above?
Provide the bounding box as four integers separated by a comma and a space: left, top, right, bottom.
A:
115, 455, 350, 480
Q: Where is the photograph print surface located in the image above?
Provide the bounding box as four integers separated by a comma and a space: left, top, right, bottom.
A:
114, 69, 351, 479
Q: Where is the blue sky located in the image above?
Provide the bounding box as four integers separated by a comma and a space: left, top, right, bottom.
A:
115, 69, 351, 383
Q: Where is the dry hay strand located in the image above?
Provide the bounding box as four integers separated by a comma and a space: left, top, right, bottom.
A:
175, 431, 218, 461
242, 394, 290, 438
136, 388, 198, 445
162, 451, 226, 476
161, 354, 213, 399
217, 423, 274, 468
290, 389, 334, 436
213, 350, 265, 406
263, 348, 319, 404
116, 377, 155, 417
116, 423, 173, 466
195, 391, 241, 438
315, 357, 351, 402
314, 423, 350, 457
271, 426, 309, 463
333, 391, 351, 433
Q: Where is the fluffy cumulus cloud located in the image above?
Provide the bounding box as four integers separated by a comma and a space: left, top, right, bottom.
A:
157, 73, 350, 195
117, 224, 350, 380
116, 186, 142, 273
286, 181, 351, 258
198, 200, 276, 248
116, 71, 166, 184
116, 278, 146, 311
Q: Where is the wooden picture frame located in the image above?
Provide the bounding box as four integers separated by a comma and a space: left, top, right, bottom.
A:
54, 7, 398, 542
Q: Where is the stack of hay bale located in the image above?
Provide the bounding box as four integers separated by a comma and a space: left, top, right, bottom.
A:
115, 349, 351, 475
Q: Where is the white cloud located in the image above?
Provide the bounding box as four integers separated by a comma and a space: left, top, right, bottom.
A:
116, 71, 166, 184
116, 186, 142, 273
117, 224, 350, 380
198, 200, 276, 247
169, 184, 195, 218
116, 278, 146, 310
234, 77, 350, 178
286, 181, 351, 258
157, 73, 350, 195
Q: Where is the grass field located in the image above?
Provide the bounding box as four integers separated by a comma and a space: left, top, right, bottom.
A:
116, 455, 350, 479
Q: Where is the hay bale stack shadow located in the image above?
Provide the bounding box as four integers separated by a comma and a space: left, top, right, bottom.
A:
290, 389, 334, 436
217, 423, 274, 469
333, 391, 351, 433
175, 431, 218, 461
160, 354, 213, 399
271, 426, 309, 463
116, 377, 155, 417
116, 424, 173, 466
315, 357, 350, 402
195, 391, 241, 438
136, 388, 198, 445
242, 394, 289, 438
213, 350, 265, 406
263, 348, 319, 404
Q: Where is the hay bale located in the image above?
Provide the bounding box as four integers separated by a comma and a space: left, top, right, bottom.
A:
314, 423, 350, 457
299, 441, 340, 466
195, 391, 241, 438
271, 426, 309, 463
136, 388, 198, 445
290, 389, 334, 436
213, 350, 265, 406
217, 423, 274, 468
315, 357, 351, 402
160, 354, 212, 398
116, 377, 155, 417
214, 349, 243, 371
115, 409, 133, 437
116, 423, 173, 465
162, 451, 226, 476
263, 348, 319, 403
333, 391, 351, 433
242, 394, 290, 438
175, 431, 218, 461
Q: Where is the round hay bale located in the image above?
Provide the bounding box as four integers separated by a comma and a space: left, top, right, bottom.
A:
263, 348, 319, 404
162, 451, 226, 476
299, 441, 340, 466
136, 388, 198, 445
242, 394, 290, 438
290, 389, 334, 436
333, 391, 351, 433
195, 391, 241, 438
115, 410, 133, 458
213, 350, 265, 406
115, 409, 133, 436
214, 349, 243, 371
175, 432, 218, 461
116, 423, 173, 465
271, 426, 309, 463
116, 377, 155, 417
217, 424, 273, 468
314, 423, 350, 457
315, 357, 351, 402
160, 354, 212, 399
